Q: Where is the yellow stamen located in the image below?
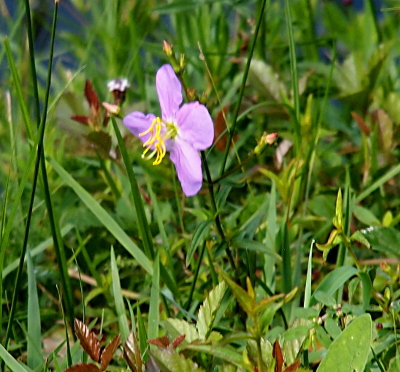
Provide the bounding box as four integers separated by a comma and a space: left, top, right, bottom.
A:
139, 117, 173, 165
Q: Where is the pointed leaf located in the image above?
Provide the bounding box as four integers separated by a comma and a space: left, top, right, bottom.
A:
123, 332, 143, 372
187, 220, 212, 266
316, 314, 372, 372
148, 336, 170, 348
164, 319, 199, 343
172, 335, 186, 349
74, 319, 101, 362
197, 282, 227, 340
218, 270, 255, 315
273, 340, 284, 372
100, 334, 121, 371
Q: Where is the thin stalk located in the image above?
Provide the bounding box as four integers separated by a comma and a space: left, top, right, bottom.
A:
201, 152, 236, 271
284, 0, 301, 153
219, 0, 267, 177
184, 242, 206, 311
110, 116, 155, 259
4, 0, 76, 348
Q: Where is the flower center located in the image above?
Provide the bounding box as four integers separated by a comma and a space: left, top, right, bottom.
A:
139, 117, 178, 165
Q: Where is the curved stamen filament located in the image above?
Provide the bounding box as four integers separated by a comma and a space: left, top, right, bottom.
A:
139, 117, 167, 165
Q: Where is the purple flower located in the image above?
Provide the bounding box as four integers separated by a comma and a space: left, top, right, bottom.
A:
123, 64, 214, 196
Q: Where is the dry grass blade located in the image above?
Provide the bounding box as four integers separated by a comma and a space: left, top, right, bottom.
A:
74, 319, 101, 362
123, 332, 142, 372
64, 363, 102, 372
100, 334, 121, 371
273, 340, 284, 372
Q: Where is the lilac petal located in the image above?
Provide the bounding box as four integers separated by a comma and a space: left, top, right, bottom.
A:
156, 64, 182, 120
123, 111, 156, 144
170, 140, 203, 197
176, 102, 214, 151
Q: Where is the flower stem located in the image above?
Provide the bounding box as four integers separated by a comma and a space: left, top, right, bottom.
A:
201, 152, 236, 271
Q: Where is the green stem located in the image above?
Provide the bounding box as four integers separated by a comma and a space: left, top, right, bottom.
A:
201, 152, 236, 271
219, 0, 267, 177
110, 116, 155, 259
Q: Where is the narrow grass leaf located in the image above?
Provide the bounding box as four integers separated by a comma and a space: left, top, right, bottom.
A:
110, 247, 130, 343
187, 220, 212, 266
310, 266, 359, 306
48, 157, 152, 274
26, 252, 43, 370
148, 253, 160, 342
303, 241, 314, 308
0, 343, 35, 372
316, 314, 372, 372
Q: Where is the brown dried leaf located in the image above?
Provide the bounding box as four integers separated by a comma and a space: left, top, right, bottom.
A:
148, 336, 170, 348
273, 340, 284, 372
171, 334, 186, 349
284, 359, 301, 372
64, 363, 101, 372
74, 319, 101, 362
100, 334, 121, 371
123, 332, 142, 372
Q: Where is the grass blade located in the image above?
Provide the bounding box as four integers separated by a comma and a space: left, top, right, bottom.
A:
111, 247, 130, 343
27, 251, 43, 370
48, 156, 153, 275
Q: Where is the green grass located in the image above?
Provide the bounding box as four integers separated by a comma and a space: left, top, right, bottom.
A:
1, 1, 400, 371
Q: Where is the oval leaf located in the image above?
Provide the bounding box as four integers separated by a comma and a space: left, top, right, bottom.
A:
316, 314, 372, 372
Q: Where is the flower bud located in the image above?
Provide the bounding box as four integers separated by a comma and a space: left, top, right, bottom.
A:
254, 132, 278, 154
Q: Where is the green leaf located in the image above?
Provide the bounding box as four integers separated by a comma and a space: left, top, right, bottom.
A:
111, 247, 130, 343
313, 291, 336, 308
231, 237, 281, 260
164, 318, 199, 343
316, 314, 372, 372
360, 226, 400, 258
48, 156, 153, 274
197, 282, 227, 340
0, 343, 35, 372
187, 220, 212, 266
183, 344, 252, 372
310, 266, 359, 306
218, 270, 255, 315
148, 253, 160, 342
27, 252, 43, 370
353, 206, 380, 226
151, 348, 205, 372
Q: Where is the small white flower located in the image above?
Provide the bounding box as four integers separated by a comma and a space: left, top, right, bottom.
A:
107, 78, 130, 92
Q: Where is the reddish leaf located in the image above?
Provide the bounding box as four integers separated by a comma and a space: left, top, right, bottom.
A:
71, 115, 90, 125
273, 340, 284, 372
123, 332, 142, 372
284, 360, 301, 371
351, 111, 371, 136
148, 336, 170, 348
85, 80, 100, 113
100, 334, 121, 371
74, 319, 101, 362
171, 334, 186, 349
64, 363, 101, 372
